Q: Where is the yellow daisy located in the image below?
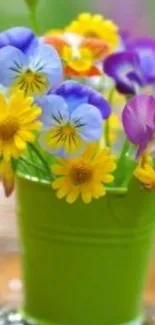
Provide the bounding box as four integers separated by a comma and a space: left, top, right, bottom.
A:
134, 162, 155, 190
52, 145, 116, 204
66, 13, 120, 52
0, 91, 42, 161
0, 159, 15, 197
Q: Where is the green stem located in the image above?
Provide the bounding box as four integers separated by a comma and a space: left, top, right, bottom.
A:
28, 143, 52, 179
104, 88, 115, 148
115, 139, 135, 187
118, 138, 131, 168
30, 8, 39, 34
109, 87, 115, 104
104, 120, 110, 147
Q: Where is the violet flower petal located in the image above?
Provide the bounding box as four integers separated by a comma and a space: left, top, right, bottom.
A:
128, 38, 155, 83
52, 80, 111, 119
122, 94, 155, 156
0, 27, 37, 53
104, 51, 143, 95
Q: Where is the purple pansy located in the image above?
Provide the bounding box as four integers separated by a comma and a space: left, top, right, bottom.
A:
104, 51, 143, 95
0, 27, 37, 53
122, 95, 155, 157
127, 37, 155, 84
104, 37, 155, 95
51, 80, 111, 119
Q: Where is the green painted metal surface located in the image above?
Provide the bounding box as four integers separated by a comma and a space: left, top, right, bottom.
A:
16, 176, 155, 325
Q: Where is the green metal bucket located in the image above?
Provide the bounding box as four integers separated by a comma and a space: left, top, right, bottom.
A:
15, 175, 155, 325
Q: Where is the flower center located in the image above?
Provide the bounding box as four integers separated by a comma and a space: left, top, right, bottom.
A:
62, 46, 93, 72
0, 117, 19, 141
13, 69, 48, 96
70, 163, 93, 185
24, 69, 36, 83
84, 31, 99, 38
45, 122, 82, 153
49, 122, 77, 143
62, 123, 75, 136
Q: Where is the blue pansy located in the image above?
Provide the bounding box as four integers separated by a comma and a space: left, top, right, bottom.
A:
0, 42, 63, 96
0, 27, 37, 53
38, 81, 110, 156
50, 80, 111, 119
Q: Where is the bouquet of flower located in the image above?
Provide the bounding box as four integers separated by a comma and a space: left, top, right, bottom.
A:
1, 3, 155, 205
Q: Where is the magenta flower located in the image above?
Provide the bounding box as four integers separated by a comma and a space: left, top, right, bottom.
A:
122, 95, 155, 157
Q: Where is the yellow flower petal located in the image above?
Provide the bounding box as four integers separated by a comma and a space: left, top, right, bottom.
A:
52, 144, 116, 204
25, 121, 42, 130
66, 187, 79, 204
14, 135, 27, 150
52, 177, 65, 190
66, 12, 120, 52
135, 163, 155, 189
92, 183, 106, 198
53, 178, 71, 198
52, 165, 68, 175
101, 174, 114, 183
81, 189, 92, 204
56, 189, 68, 199
0, 91, 41, 160
19, 106, 42, 123
0, 93, 7, 118
82, 143, 97, 159
3, 145, 12, 161
62, 45, 93, 73
18, 130, 35, 142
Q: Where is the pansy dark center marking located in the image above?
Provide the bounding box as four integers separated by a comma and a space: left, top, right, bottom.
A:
24, 69, 37, 83
51, 123, 77, 144
70, 163, 93, 185
0, 116, 19, 141
12, 68, 48, 96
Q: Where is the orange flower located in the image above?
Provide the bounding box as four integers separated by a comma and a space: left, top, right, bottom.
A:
44, 32, 110, 77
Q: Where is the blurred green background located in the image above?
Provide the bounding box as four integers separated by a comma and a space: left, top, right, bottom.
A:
0, 0, 154, 37
0, 0, 93, 33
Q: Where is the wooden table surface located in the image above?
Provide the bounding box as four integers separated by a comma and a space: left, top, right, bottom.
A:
0, 185, 155, 310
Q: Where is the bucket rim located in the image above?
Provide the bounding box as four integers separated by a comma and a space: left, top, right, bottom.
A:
16, 172, 128, 196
